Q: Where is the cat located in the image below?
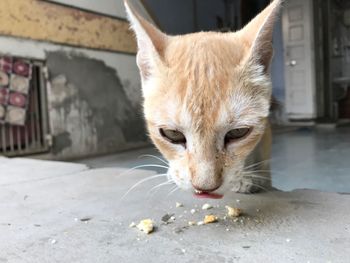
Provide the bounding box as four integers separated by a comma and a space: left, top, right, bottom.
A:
124, 0, 282, 198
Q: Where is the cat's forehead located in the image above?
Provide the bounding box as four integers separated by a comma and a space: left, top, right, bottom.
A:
161, 33, 250, 131
145, 32, 270, 132
165, 32, 247, 70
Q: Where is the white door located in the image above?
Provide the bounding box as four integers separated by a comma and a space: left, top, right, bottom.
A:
282, 0, 316, 120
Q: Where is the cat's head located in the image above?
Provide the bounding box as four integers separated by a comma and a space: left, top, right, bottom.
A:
125, 0, 281, 196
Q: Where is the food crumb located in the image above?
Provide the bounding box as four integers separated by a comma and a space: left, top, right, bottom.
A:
203, 215, 218, 224
202, 203, 213, 210
188, 221, 196, 226
225, 206, 242, 217
174, 226, 188, 234
197, 221, 205, 226
137, 219, 154, 234
129, 222, 136, 228
80, 217, 92, 222
181, 249, 186, 253
176, 202, 183, 208
190, 209, 197, 214
161, 213, 174, 224
286, 238, 291, 243
50, 239, 57, 244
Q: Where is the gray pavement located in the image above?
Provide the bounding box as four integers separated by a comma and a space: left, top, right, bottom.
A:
0, 157, 349, 263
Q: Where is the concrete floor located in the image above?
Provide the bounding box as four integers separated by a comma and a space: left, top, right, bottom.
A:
272, 126, 350, 193
1, 126, 350, 262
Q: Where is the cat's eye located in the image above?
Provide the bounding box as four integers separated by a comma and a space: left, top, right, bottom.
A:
224, 127, 251, 145
159, 128, 186, 145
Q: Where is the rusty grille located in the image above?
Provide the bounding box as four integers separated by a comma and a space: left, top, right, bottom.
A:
0, 62, 50, 157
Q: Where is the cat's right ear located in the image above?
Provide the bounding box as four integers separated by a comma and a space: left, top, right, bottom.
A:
238, 0, 282, 74
124, 0, 168, 81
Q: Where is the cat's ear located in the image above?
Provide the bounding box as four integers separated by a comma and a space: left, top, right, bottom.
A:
124, 0, 168, 80
239, 0, 282, 73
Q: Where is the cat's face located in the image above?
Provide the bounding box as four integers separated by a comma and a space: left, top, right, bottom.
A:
125, 0, 281, 196
143, 34, 271, 195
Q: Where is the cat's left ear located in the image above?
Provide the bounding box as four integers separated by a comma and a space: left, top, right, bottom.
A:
124, 0, 168, 81
239, 0, 282, 73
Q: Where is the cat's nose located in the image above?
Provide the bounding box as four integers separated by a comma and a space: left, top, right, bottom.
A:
189, 159, 222, 193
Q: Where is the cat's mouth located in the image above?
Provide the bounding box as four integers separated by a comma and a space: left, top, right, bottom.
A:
193, 190, 223, 199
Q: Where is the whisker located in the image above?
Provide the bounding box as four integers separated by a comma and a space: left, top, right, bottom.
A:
139, 154, 169, 165
148, 180, 174, 195
244, 159, 272, 170
121, 173, 167, 200
243, 169, 283, 176
242, 170, 271, 175
243, 169, 271, 173
118, 164, 169, 177
243, 174, 272, 181
166, 186, 180, 197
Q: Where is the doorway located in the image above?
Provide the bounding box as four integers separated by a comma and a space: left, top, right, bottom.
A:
283, 0, 350, 124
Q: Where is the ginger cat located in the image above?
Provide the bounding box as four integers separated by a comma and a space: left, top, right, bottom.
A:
125, 0, 281, 198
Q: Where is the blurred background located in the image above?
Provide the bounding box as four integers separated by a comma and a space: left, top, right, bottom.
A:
0, 0, 349, 192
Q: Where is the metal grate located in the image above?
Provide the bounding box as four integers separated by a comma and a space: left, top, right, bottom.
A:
0, 61, 50, 157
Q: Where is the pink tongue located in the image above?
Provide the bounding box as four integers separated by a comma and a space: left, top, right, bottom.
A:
194, 192, 223, 199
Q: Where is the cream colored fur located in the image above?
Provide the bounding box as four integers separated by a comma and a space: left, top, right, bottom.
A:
125, 0, 282, 194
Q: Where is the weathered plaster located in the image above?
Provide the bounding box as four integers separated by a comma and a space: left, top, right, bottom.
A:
48, 0, 128, 19
0, 0, 136, 53
0, 36, 146, 159
47, 51, 147, 159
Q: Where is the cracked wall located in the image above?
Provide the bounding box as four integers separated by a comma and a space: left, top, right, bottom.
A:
0, 0, 150, 160
47, 51, 148, 159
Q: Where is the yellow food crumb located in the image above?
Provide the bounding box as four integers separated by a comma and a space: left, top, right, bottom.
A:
225, 206, 242, 217
136, 219, 154, 234
203, 215, 218, 224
